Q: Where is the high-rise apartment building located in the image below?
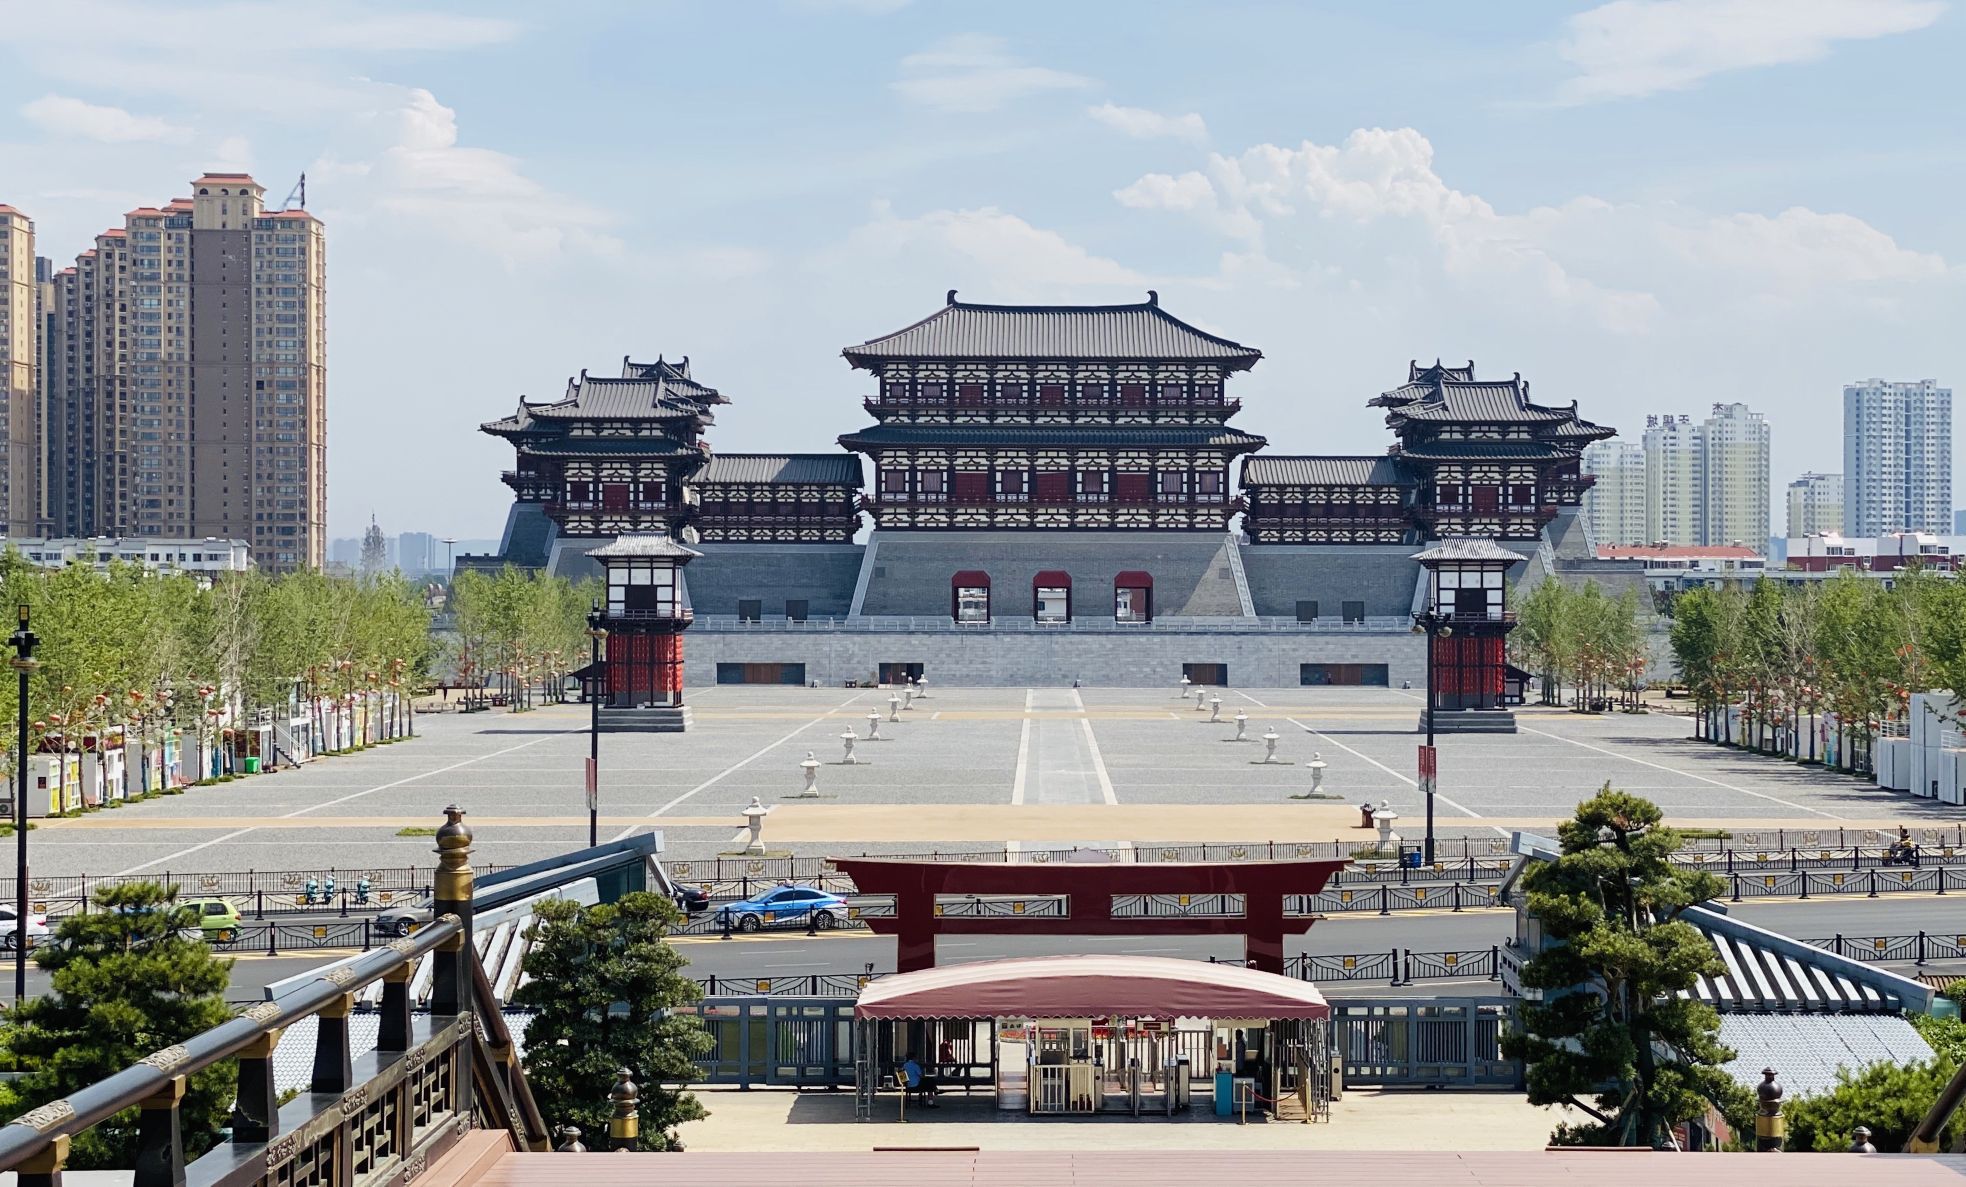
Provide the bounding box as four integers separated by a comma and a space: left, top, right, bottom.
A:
1699, 402, 1770, 550
1581, 439, 1647, 546
36, 175, 325, 571
0, 205, 39, 536
1639, 404, 1771, 551
398, 530, 437, 575
1786, 472, 1843, 538
1642, 413, 1701, 545
1844, 379, 1952, 536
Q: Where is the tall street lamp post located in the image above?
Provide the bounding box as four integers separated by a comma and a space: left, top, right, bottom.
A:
1410, 606, 1452, 866
586, 604, 606, 848
9, 606, 39, 1006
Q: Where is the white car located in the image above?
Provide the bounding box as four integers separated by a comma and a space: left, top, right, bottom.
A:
0, 905, 50, 949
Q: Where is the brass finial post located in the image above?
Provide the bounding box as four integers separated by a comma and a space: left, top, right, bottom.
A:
1755, 1067, 1784, 1151
429, 805, 474, 1018
607, 1068, 640, 1151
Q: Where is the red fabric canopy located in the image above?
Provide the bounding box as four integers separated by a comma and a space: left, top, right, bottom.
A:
1033, 569, 1070, 587
1114, 570, 1153, 587
952, 569, 990, 586
854, 955, 1328, 1021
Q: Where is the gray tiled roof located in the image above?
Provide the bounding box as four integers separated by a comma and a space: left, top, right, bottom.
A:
697, 453, 864, 486
1717, 1015, 1932, 1098
1409, 360, 1476, 382
1411, 537, 1525, 564
588, 532, 702, 560
1392, 383, 1570, 423
1243, 455, 1414, 487
519, 439, 706, 459
620, 355, 727, 404
839, 424, 1268, 450
843, 294, 1262, 368
1393, 440, 1570, 462
530, 373, 713, 420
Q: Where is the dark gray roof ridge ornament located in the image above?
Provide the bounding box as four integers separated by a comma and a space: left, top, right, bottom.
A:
947, 288, 957, 305
1147, 290, 1158, 305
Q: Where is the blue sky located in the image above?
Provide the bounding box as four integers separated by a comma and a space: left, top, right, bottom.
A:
3, 0, 1961, 539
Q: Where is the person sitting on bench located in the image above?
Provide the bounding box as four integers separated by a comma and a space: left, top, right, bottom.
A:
902, 1056, 940, 1106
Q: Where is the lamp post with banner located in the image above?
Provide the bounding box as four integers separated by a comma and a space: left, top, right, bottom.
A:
9, 606, 38, 1006
586, 603, 605, 848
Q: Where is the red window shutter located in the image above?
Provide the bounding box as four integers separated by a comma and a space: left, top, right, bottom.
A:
1038, 384, 1066, 405
1036, 472, 1069, 501
1116, 473, 1150, 504
602, 483, 629, 512
954, 472, 989, 503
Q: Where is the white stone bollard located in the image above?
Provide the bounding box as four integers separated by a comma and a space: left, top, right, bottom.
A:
1208, 696, 1223, 723
1373, 802, 1401, 857
888, 693, 901, 722
903, 685, 915, 711
742, 796, 771, 854
841, 729, 860, 764
916, 676, 929, 699
1308, 752, 1327, 794
1261, 729, 1280, 763
1179, 676, 1191, 699
866, 711, 882, 740
1193, 688, 1209, 711
1233, 711, 1248, 742
795, 752, 821, 798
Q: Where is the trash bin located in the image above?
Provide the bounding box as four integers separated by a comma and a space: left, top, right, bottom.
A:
1400, 847, 1423, 869
1214, 1070, 1234, 1116
243, 757, 261, 774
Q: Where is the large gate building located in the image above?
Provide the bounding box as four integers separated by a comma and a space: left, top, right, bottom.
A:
464, 293, 1635, 687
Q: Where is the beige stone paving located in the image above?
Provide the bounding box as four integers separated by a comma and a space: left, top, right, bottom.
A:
676, 1085, 1580, 1151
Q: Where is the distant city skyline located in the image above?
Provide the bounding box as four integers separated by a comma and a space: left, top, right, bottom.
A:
3, 2, 1963, 540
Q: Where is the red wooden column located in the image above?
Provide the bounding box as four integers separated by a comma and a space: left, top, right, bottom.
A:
1243, 893, 1287, 975
894, 888, 937, 974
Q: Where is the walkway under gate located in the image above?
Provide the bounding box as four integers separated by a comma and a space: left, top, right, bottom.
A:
1330, 996, 1522, 1088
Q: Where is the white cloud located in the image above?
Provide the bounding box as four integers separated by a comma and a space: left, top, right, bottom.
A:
1555, 0, 1944, 103
21, 95, 190, 143
1115, 125, 1953, 333
836, 201, 1149, 297
1087, 103, 1207, 144
893, 34, 1091, 112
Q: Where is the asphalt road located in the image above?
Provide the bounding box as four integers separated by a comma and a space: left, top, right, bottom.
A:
670, 895, 1966, 982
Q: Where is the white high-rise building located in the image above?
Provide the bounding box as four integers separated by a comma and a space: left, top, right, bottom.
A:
1787, 472, 1843, 538
1640, 405, 1771, 551
1844, 379, 1953, 536
1699, 403, 1770, 551
1642, 413, 1701, 545
1581, 439, 1646, 546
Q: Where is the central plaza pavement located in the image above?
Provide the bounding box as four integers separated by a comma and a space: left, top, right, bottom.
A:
6, 685, 1960, 881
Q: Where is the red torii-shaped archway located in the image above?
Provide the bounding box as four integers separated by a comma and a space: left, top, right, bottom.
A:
831, 857, 1349, 975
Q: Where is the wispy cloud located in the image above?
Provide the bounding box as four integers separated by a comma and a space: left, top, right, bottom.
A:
22, 94, 190, 143
1087, 103, 1207, 144
1554, 0, 1944, 103
893, 34, 1091, 112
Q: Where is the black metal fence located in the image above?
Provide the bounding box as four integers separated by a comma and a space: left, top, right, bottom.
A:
1806, 933, 1966, 966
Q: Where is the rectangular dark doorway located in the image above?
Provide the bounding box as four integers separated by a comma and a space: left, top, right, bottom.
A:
1301, 663, 1390, 686
880, 662, 924, 685
1182, 662, 1228, 686
716, 662, 807, 685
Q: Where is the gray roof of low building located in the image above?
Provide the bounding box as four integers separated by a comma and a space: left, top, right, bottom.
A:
1411, 538, 1526, 564
1717, 1015, 1932, 1098
843, 292, 1262, 369
839, 424, 1268, 451
587, 532, 702, 560
696, 453, 864, 486
1243, 455, 1414, 487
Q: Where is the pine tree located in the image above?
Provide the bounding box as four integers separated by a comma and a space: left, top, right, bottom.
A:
513, 893, 711, 1150
3, 883, 236, 1168
1500, 787, 1752, 1147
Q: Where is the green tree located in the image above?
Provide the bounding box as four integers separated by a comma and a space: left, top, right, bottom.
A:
513, 893, 711, 1150
1500, 786, 1751, 1147
1783, 1057, 1959, 1153
2, 883, 236, 1167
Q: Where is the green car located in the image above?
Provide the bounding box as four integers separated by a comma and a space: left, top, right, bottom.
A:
180, 897, 243, 942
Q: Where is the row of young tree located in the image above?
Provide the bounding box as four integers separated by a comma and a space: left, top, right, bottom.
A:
0, 552, 434, 790
1510, 578, 1649, 711
1668, 571, 1966, 770
447, 567, 597, 710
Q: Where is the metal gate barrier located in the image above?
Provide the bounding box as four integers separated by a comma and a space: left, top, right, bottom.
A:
684, 996, 857, 1088
1330, 997, 1521, 1088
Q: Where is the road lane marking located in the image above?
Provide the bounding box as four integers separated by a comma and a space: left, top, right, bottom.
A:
608, 691, 870, 841
1517, 725, 1846, 821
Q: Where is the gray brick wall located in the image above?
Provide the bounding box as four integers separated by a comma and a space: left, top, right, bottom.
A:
681, 543, 865, 617
857, 530, 1246, 619
682, 626, 1426, 687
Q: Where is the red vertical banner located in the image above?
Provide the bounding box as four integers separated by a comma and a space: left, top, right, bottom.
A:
585, 756, 598, 812
1418, 744, 1437, 800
